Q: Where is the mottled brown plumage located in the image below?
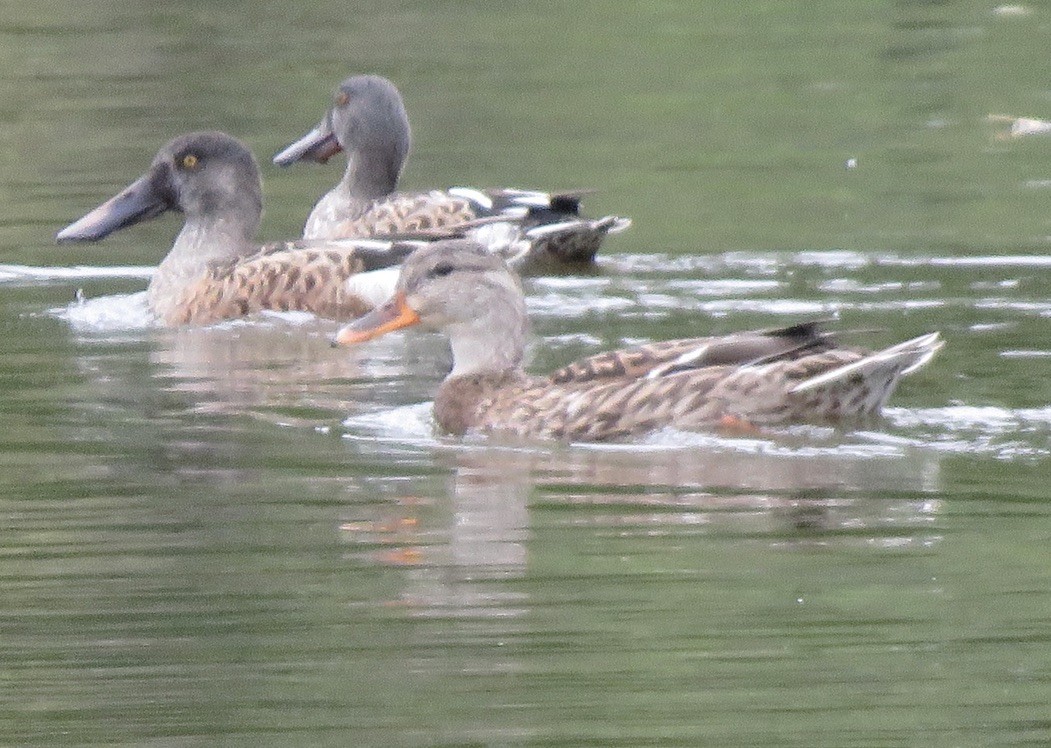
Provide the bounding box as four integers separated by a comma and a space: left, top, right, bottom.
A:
313, 190, 477, 240
335, 242, 944, 442
548, 322, 842, 384
164, 239, 407, 325
57, 131, 417, 326
273, 75, 630, 266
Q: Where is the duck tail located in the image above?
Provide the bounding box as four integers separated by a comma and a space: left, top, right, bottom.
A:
790, 332, 944, 412
444, 187, 631, 265
520, 215, 632, 265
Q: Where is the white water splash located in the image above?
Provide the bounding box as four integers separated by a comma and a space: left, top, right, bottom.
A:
52, 292, 329, 335
341, 402, 436, 445
53, 291, 156, 332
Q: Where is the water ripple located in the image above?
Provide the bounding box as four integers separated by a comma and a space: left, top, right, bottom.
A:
0, 263, 154, 285
881, 406, 1051, 458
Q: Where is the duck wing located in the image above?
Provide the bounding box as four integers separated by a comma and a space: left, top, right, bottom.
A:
167, 238, 420, 325
311, 187, 630, 266
484, 330, 941, 441
548, 321, 838, 385
322, 191, 477, 238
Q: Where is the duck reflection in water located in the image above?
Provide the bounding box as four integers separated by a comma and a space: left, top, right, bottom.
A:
337, 445, 942, 624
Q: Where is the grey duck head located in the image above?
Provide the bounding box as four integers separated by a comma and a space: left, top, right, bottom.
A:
57, 131, 263, 243
272, 74, 410, 196
334, 240, 527, 355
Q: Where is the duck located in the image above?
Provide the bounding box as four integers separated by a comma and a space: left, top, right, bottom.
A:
56, 131, 424, 326
333, 241, 944, 442
272, 74, 630, 267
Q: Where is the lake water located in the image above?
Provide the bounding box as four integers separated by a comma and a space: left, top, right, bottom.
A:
3, 2, 1051, 745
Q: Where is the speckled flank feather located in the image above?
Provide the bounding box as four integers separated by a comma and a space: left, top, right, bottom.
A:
444, 342, 940, 442
303, 190, 478, 240
165, 240, 415, 325
336, 242, 944, 442
56, 131, 418, 326
276, 75, 629, 265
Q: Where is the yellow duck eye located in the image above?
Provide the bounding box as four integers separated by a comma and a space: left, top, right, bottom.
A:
180, 153, 199, 169
335, 91, 350, 107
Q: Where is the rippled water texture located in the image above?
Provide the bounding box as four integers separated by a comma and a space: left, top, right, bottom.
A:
3, 2, 1051, 745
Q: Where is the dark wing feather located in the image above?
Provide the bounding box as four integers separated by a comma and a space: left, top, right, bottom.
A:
548, 321, 838, 385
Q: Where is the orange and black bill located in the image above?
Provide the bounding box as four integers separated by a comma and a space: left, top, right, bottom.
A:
334, 292, 421, 346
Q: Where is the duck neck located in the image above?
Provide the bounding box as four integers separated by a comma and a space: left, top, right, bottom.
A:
339, 147, 402, 201
304, 149, 402, 239
445, 294, 529, 379
148, 212, 257, 314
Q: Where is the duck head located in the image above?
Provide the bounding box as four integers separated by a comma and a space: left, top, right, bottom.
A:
334, 240, 528, 376
57, 131, 262, 243
272, 75, 410, 198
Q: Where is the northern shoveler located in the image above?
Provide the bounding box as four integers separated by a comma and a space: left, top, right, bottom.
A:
57, 131, 423, 325
273, 75, 630, 267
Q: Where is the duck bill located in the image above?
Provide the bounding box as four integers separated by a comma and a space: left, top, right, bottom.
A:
272, 118, 343, 166
56, 171, 171, 243
334, 292, 421, 346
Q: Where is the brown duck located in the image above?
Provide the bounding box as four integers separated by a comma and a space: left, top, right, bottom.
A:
334, 241, 944, 441
273, 74, 630, 267
56, 131, 422, 326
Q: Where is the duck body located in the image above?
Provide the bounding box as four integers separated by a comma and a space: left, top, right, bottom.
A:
57, 131, 416, 325
152, 237, 416, 326
273, 75, 629, 267
301, 186, 627, 267
336, 241, 944, 442
434, 340, 911, 441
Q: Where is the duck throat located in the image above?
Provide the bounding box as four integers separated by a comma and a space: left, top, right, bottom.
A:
340, 148, 402, 202
147, 215, 256, 317
304, 149, 404, 240
445, 298, 528, 378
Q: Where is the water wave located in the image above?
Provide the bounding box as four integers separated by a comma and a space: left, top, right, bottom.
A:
0, 263, 154, 284
609, 250, 1051, 275
878, 406, 1051, 459
336, 400, 1049, 465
